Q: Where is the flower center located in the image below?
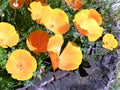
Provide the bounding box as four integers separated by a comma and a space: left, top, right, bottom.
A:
17, 61, 24, 71
13, 2, 19, 7
0, 39, 3, 44
49, 24, 54, 28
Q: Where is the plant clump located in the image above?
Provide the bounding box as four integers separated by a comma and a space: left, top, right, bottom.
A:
0, 0, 119, 89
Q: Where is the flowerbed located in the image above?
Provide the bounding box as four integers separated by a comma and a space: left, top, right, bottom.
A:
0, 0, 120, 90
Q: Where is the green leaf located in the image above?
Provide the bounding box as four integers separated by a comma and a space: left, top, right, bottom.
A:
0, 0, 9, 10
0, 47, 7, 69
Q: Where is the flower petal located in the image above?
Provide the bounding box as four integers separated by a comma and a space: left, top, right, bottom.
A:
73, 9, 89, 25
6, 49, 37, 81
89, 9, 102, 25
0, 22, 19, 48
83, 18, 104, 41
11, 72, 33, 81
65, 0, 82, 10
28, 1, 42, 20
28, 1, 51, 24
73, 9, 103, 41
73, 9, 89, 35
47, 34, 64, 71
42, 8, 70, 34
47, 34, 64, 55
102, 34, 118, 50
27, 30, 50, 54
59, 42, 82, 70
49, 52, 59, 71
73, 21, 88, 35
87, 26, 103, 41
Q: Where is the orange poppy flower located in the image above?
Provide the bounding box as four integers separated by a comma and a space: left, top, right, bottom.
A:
73, 9, 103, 41
89, 9, 102, 25
42, 8, 70, 34
0, 22, 19, 48
65, 0, 82, 11
81, 18, 103, 41
47, 34, 64, 70
102, 34, 118, 50
9, 0, 24, 9
28, 1, 52, 24
26, 30, 50, 54
47, 34, 82, 71
6, 49, 37, 81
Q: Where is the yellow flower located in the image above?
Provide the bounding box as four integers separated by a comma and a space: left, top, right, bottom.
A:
42, 8, 70, 34
47, 34, 82, 71
6, 49, 37, 81
73, 9, 103, 42
102, 34, 118, 50
28, 1, 51, 24
0, 22, 19, 48
83, 18, 103, 41
28, 1, 42, 20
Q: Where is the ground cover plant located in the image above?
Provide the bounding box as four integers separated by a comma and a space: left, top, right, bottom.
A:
0, 0, 120, 90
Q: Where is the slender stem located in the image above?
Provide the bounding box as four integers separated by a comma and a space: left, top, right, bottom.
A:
13, 9, 16, 20
72, 35, 79, 42
12, 81, 23, 88
15, 0, 18, 3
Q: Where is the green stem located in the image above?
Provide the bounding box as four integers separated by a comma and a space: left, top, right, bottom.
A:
72, 35, 79, 42
13, 9, 16, 20
12, 81, 23, 88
